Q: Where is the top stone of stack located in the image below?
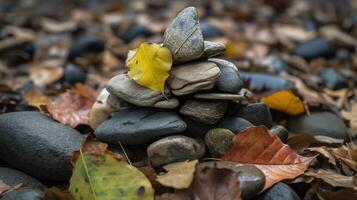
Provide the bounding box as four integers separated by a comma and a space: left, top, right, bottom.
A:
163, 7, 204, 63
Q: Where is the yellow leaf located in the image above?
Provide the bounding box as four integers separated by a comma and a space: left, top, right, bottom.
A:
69, 150, 154, 200
127, 42, 172, 93
261, 90, 305, 115
156, 160, 198, 189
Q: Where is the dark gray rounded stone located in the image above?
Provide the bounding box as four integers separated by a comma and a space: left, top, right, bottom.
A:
147, 135, 205, 167
228, 103, 273, 128
63, 63, 86, 84
319, 68, 347, 90
256, 182, 301, 200
1, 188, 44, 200
208, 58, 242, 93
67, 36, 104, 61
182, 116, 214, 138
288, 112, 348, 139
270, 125, 289, 143
293, 38, 335, 60
0, 111, 85, 181
217, 117, 253, 134
180, 99, 227, 124
0, 167, 43, 189
95, 108, 187, 145
205, 128, 234, 157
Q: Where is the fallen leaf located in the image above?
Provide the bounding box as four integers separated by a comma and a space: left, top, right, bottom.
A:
29, 61, 64, 87
316, 187, 357, 200
222, 126, 315, 190
155, 192, 191, 200
305, 169, 357, 190
44, 187, 74, 200
23, 90, 51, 111
307, 147, 337, 165
191, 162, 241, 200
341, 101, 357, 134
126, 42, 172, 93
287, 133, 319, 153
69, 138, 153, 200
0, 181, 11, 196
47, 83, 96, 127
260, 90, 305, 115
156, 160, 198, 189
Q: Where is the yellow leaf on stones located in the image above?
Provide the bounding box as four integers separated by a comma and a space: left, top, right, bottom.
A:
261, 90, 305, 115
127, 42, 172, 93
156, 160, 198, 189
69, 151, 154, 200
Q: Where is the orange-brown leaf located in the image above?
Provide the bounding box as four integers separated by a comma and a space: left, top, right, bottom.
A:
47, 84, 96, 127
222, 126, 315, 190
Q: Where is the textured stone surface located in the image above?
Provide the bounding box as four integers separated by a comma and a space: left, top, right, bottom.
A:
95, 108, 187, 145
288, 112, 348, 139
152, 98, 179, 109
270, 125, 289, 143
0, 111, 85, 181
168, 61, 220, 95
202, 41, 226, 58
106, 74, 169, 106
163, 7, 204, 63
205, 128, 234, 157
180, 99, 227, 124
147, 135, 205, 167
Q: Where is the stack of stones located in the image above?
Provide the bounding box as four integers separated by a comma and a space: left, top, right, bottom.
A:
90, 7, 279, 169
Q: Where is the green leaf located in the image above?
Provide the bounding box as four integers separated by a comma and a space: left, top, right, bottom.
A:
69, 150, 154, 200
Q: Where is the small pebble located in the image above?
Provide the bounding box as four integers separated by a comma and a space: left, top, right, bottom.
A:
205, 128, 234, 157
270, 125, 289, 143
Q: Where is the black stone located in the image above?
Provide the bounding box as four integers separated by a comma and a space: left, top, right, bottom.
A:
270, 125, 289, 143
95, 108, 187, 145
288, 112, 348, 139
63, 63, 87, 84
1, 188, 44, 200
293, 38, 336, 60
0, 111, 85, 181
228, 103, 273, 128
217, 117, 253, 133
182, 116, 214, 138
67, 36, 104, 61
120, 24, 154, 43
200, 20, 223, 38
256, 182, 301, 200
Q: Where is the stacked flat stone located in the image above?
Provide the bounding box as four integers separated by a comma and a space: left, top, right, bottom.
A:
90, 7, 273, 168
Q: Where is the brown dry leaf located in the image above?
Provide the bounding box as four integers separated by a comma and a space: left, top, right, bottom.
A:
44, 187, 74, 200
0, 181, 11, 196
287, 133, 319, 153
341, 101, 357, 134
307, 147, 337, 165
156, 160, 198, 189
23, 90, 51, 111
47, 83, 96, 127
103, 51, 121, 71
316, 187, 357, 200
155, 191, 192, 200
222, 126, 315, 190
191, 162, 241, 200
305, 169, 357, 190
29, 61, 64, 87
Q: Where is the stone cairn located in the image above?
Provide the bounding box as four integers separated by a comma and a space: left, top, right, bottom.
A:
90, 7, 277, 168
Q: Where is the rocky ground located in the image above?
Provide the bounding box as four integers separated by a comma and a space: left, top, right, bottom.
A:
0, 0, 356, 200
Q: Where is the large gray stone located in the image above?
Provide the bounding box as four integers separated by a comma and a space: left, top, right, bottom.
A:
106, 74, 169, 107
0, 167, 43, 189
208, 58, 243, 93
95, 108, 187, 145
147, 135, 205, 167
288, 112, 348, 139
0, 111, 85, 181
168, 61, 220, 96
163, 7, 204, 63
